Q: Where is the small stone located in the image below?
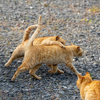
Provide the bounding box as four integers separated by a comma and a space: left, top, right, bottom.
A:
30, 6, 33, 9
97, 32, 100, 37
55, 94, 59, 98
74, 57, 79, 61
62, 86, 67, 89
59, 90, 64, 94
79, 34, 85, 38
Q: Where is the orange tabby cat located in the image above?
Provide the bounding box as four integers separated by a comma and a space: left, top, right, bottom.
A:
77, 72, 100, 100
5, 16, 65, 74
5, 25, 65, 68
11, 16, 83, 81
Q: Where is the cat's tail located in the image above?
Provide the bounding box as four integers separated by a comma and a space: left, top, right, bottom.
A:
27, 15, 42, 47
22, 24, 38, 42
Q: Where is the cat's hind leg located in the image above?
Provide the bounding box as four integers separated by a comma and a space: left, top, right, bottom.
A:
12, 62, 32, 81
57, 68, 64, 74
5, 47, 24, 67
48, 65, 57, 73
48, 65, 64, 74
29, 64, 41, 80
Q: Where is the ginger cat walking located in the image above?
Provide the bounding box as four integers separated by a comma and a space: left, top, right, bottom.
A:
77, 72, 100, 100
5, 22, 65, 67
11, 15, 83, 81
5, 15, 66, 74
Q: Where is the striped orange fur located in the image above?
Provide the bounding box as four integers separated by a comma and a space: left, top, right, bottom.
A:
12, 43, 83, 81
5, 18, 66, 72
77, 72, 100, 100
11, 16, 83, 81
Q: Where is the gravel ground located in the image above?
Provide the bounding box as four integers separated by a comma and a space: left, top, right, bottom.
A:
0, 0, 100, 100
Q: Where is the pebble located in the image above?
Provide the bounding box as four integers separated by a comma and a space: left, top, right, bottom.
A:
97, 32, 100, 37
59, 90, 65, 94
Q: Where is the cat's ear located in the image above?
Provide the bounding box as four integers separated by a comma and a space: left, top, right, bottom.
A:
77, 46, 80, 51
56, 36, 60, 40
86, 72, 90, 76
85, 72, 92, 80
77, 74, 84, 83
77, 74, 83, 79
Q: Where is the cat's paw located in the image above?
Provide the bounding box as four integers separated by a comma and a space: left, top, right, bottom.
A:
48, 70, 56, 73
5, 63, 9, 67
36, 76, 42, 80
57, 69, 64, 74
12, 77, 15, 81
30, 74, 42, 80
61, 46, 66, 50
32, 75, 42, 80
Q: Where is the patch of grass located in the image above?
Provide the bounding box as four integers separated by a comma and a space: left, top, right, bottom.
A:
30, 85, 33, 88
26, 16, 28, 20
0, 36, 3, 39
81, 18, 93, 24
89, 6, 100, 13
44, 4, 49, 7
90, 73, 95, 79
84, 19, 88, 23
88, 19, 92, 24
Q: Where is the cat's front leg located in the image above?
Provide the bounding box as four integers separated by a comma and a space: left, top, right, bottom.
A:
29, 64, 42, 80
41, 41, 66, 49
57, 42, 66, 50
66, 62, 81, 75
57, 68, 64, 74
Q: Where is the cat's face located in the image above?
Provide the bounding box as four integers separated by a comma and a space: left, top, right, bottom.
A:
76, 72, 92, 89
71, 43, 83, 57
55, 36, 66, 45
